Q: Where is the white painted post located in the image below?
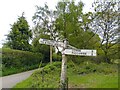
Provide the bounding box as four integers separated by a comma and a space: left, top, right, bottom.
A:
60, 39, 67, 89
50, 45, 52, 64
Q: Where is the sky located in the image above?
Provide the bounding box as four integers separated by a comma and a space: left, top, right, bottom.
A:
0, 0, 94, 48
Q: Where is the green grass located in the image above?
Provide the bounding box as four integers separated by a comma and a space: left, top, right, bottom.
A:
68, 73, 118, 88
2, 63, 46, 76
13, 61, 118, 88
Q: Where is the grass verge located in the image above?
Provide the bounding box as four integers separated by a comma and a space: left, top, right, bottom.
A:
13, 61, 118, 88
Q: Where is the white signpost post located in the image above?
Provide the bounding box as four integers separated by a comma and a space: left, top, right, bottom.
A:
39, 38, 97, 89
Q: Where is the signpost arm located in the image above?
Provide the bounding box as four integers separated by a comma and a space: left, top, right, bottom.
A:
60, 39, 67, 90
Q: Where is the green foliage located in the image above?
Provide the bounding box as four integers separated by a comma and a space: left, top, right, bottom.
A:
78, 61, 118, 74
52, 1, 101, 64
32, 1, 101, 56
14, 61, 118, 88
31, 36, 50, 63
68, 73, 118, 88
5, 13, 32, 51
55, 1, 101, 48
68, 60, 118, 74
52, 53, 62, 61
108, 44, 119, 60
14, 62, 61, 88
2, 48, 43, 76
32, 3, 58, 41
34, 62, 61, 75
92, 1, 119, 63
55, 1, 83, 38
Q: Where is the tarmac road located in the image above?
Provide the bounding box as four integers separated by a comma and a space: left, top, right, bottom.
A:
1, 69, 37, 89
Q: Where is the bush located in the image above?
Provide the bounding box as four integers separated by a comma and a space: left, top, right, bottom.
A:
2, 48, 43, 76
68, 61, 118, 75
74, 61, 97, 74
52, 53, 62, 61
96, 63, 118, 74
32, 62, 61, 77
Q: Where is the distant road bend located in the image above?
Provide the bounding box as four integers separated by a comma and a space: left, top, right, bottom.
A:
1, 69, 37, 88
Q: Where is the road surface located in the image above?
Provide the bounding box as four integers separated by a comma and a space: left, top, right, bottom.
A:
0, 69, 37, 89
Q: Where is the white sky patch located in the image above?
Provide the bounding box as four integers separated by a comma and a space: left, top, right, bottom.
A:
0, 0, 94, 48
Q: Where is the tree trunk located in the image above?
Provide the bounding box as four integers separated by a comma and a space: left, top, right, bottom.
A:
104, 51, 110, 63
105, 57, 110, 63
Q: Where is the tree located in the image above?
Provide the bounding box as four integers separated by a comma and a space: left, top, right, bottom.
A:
5, 13, 32, 51
32, 3, 58, 39
32, 35, 50, 63
32, 3, 58, 63
54, 0, 101, 88
55, 1, 100, 49
92, 0, 119, 63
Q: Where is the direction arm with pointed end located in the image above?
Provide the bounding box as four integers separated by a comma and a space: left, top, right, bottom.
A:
62, 49, 97, 56
39, 38, 64, 47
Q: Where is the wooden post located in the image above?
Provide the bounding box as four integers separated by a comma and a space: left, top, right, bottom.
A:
50, 45, 52, 64
60, 39, 67, 90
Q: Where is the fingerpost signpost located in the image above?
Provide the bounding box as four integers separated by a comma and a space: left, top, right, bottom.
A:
39, 38, 97, 90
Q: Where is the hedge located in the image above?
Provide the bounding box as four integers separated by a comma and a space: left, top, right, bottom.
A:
2, 48, 43, 69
